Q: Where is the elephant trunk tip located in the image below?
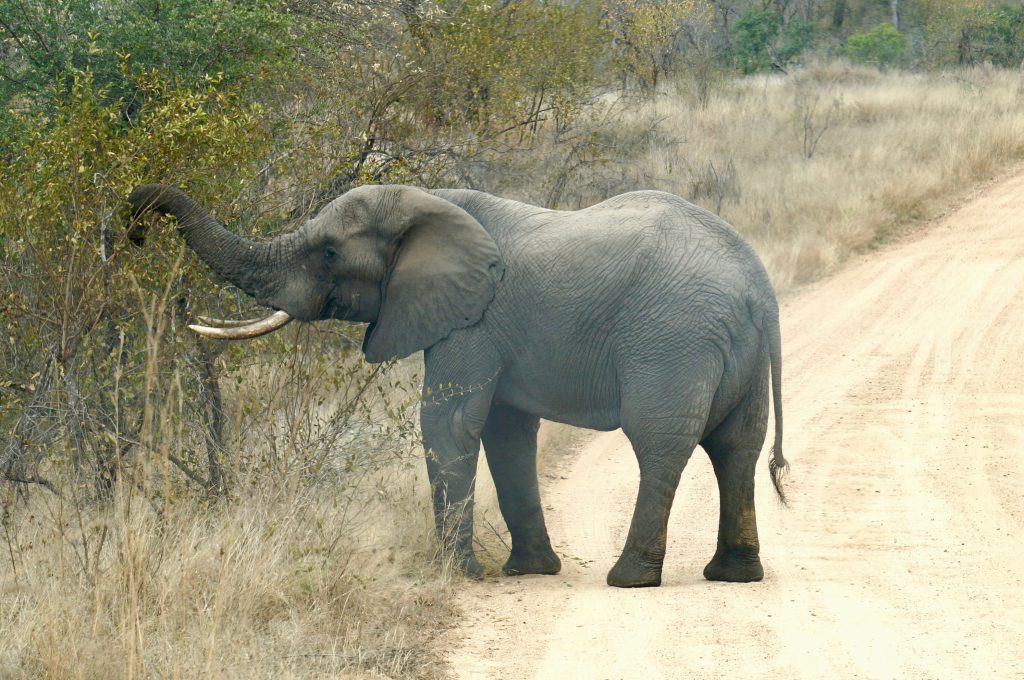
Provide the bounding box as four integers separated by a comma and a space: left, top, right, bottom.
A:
125, 184, 191, 245
128, 183, 180, 215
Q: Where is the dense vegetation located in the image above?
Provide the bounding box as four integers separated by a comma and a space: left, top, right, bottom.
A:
3, 1, 1024, 677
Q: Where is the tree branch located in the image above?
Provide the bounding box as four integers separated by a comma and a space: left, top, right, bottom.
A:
166, 453, 214, 490
3, 473, 60, 496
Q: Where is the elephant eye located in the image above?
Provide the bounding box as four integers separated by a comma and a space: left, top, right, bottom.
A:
323, 245, 337, 263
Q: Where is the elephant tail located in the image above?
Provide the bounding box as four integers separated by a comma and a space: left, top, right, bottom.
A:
766, 307, 789, 505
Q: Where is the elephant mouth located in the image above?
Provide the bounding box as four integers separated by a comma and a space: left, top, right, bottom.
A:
319, 295, 338, 320
321, 287, 374, 322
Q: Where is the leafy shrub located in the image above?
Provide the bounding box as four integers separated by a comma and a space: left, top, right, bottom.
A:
0, 0, 294, 141
0, 68, 274, 494
734, 8, 782, 74
845, 23, 909, 68
973, 3, 1024, 67
733, 9, 814, 74
602, 0, 707, 91
779, 19, 818, 66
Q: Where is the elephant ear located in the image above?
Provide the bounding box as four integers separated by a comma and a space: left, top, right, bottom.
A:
363, 188, 503, 363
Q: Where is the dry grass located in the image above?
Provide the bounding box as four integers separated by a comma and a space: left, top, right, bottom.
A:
497, 62, 1024, 292
0, 322, 462, 679
0, 326, 510, 680
681, 64, 1024, 290
1, 460, 454, 679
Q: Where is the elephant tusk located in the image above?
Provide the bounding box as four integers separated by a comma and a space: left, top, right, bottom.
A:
189, 310, 293, 340
196, 315, 267, 327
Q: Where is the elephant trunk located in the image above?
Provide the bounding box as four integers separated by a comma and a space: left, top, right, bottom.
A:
127, 184, 284, 304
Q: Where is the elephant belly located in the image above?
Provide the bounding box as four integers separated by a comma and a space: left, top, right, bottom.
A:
494, 364, 622, 431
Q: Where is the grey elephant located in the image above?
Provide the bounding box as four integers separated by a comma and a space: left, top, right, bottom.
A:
127, 182, 787, 588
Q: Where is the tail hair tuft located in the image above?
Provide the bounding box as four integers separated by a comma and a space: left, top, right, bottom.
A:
769, 446, 789, 506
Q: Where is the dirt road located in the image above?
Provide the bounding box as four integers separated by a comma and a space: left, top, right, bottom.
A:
443, 170, 1024, 679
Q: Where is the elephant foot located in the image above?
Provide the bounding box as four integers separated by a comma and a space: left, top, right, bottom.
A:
455, 552, 485, 580
702, 549, 763, 583
606, 552, 663, 588
502, 547, 562, 576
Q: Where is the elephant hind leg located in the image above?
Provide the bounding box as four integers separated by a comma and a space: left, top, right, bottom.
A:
481, 404, 561, 576
608, 364, 721, 588
700, 362, 771, 583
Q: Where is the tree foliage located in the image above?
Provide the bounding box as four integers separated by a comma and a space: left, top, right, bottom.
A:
733, 7, 816, 74
603, 0, 709, 91
975, 3, 1024, 66
0, 67, 273, 494
845, 21, 909, 66
0, 0, 294, 139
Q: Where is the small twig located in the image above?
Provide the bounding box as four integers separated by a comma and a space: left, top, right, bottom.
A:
479, 515, 511, 552
0, 17, 45, 69
2, 518, 20, 584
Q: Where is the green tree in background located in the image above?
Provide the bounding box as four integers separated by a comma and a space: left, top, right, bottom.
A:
0, 0, 294, 140
733, 7, 816, 74
603, 0, 708, 91
407, 0, 606, 131
974, 2, 1024, 66
845, 22, 909, 66
913, 0, 987, 66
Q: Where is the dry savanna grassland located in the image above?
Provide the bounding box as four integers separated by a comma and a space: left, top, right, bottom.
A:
503, 62, 1024, 291
5, 63, 1024, 679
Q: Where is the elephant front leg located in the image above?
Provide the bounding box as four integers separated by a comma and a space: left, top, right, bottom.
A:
481, 404, 561, 576
420, 355, 499, 579
423, 435, 483, 578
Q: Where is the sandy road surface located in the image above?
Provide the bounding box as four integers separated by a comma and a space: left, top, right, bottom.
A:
442, 170, 1024, 679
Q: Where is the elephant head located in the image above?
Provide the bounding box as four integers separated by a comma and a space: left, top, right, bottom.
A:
127, 184, 503, 362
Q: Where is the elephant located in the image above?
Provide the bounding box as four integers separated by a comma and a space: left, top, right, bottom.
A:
127, 182, 787, 588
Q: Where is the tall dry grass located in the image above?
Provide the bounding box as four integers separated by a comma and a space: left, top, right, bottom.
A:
1, 444, 455, 679
670, 64, 1024, 290
0, 317, 463, 679
496, 62, 1024, 292
0, 320, 518, 679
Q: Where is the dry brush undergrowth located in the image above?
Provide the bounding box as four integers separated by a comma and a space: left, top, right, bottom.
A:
1, 325, 460, 679
6, 62, 1024, 680
2, 471, 449, 679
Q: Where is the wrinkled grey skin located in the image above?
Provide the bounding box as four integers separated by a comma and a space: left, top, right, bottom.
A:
128, 183, 786, 587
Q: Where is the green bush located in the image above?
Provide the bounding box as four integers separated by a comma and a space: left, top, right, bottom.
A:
0, 68, 273, 494
845, 23, 909, 68
407, 0, 606, 131
779, 19, 818, 66
734, 8, 782, 74
601, 0, 707, 91
0, 0, 294, 142
733, 9, 814, 74
974, 3, 1024, 67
